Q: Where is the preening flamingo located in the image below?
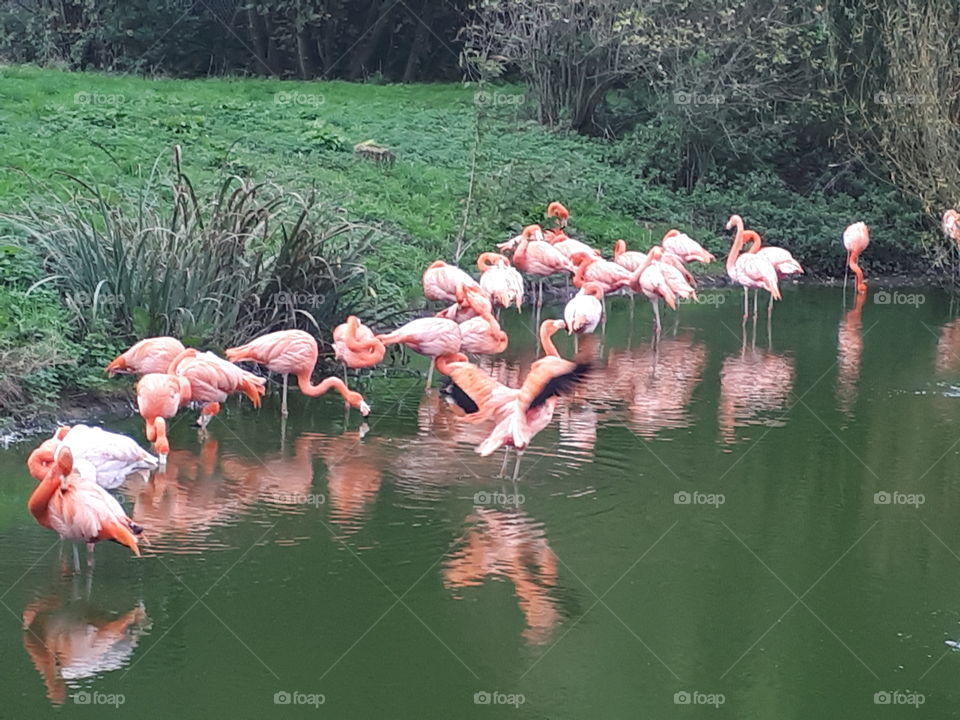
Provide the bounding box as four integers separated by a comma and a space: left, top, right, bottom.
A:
612, 240, 648, 273
437, 284, 494, 322
168, 348, 266, 426
499, 224, 575, 307
570, 252, 633, 294
376, 316, 462, 387
564, 282, 604, 334
842, 222, 870, 295
332, 316, 386, 370
27, 443, 142, 567
422, 260, 483, 303
226, 330, 369, 417
660, 229, 716, 264
49, 425, 157, 489
477, 252, 524, 311
546, 229, 602, 261
135, 373, 192, 463
106, 337, 185, 376
725, 215, 781, 319
629, 247, 677, 334
459, 311, 509, 356
546, 201, 569, 229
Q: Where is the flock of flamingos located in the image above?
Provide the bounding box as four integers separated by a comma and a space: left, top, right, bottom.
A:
20, 202, 960, 572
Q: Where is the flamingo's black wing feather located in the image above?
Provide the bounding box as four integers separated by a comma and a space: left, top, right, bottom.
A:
528, 363, 591, 411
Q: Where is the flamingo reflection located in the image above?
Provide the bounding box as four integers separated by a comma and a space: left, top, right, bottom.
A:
444, 508, 560, 644
837, 292, 866, 414
22, 591, 149, 705
936, 317, 960, 375
718, 334, 795, 444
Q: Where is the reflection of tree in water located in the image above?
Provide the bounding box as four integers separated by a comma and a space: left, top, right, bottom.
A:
444, 508, 562, 645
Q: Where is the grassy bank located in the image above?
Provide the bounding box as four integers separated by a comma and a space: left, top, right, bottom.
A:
0, 66, 928, 424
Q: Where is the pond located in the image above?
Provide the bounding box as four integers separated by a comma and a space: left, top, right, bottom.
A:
2, 285, 960, 718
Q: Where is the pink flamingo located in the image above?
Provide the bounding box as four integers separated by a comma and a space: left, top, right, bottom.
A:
612, 240, 648, 273
436, 284, 494, 323
422, 260, 482, 303
50, 424, 157, 489
168, 348, 266, 426
546, 201, 569, 229
106, 337, 185, 376
499, 225, 575, 307
135, 373, 192, 463
226, 330, 369, 417
744, 230, 804, 277
660, 229, 716, 264
545, 229, 602, 261
943, 209, 960, 243
629, 247, 678, 334
725, 214, 781, 319
842, 222, 870, 295
332, 316, 386, 371
564, 282, 604, 334
27, 443, 142, 569
477, 252, 524, 311
570, 252, 633, 294
376, 317, 462, 387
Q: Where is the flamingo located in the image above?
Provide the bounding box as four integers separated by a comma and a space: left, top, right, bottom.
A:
725, 215, 781, 319
376, 316, 462, 387
499, 225, 574, 307
842, 222, 870, 295
660, 229, 716, 264
422, 260, 482, 303
546, 229, 602, 261
225, 330, 369, 417
459, 310, 509, 356
570, 252, 633, 294
106, 337, 185, 376
943, 209, 960, 243
332, 316, 385, 370
168, 348, 266, 426
629, 247, 677, 334
26, 443, 142, 568
546, 201, 569, 229
477, 252, 524, 311
135, 373, 191, 464
744, 230, 804, 277
564, 282, 604, 334
612, 240, 648, 273
436, 284, 494, 322
48, 425, 157, 489
837, 290, 866, 415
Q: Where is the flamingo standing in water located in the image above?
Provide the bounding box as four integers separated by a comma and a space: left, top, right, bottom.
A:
477, 253, 524, 311
26, 443, 142, 568
422, 260, 483, 303
499, 225, 574, 307
226, 330, 369, 417
842, 222, 870, 296
168, 348, 266, 426
743, 229, 803, 314
436, 285, 494, 322
50, 425, 157, 489
376, 316, 462, 387
564, 282, 604, 335
135, 373, 191, 464
725, 215, 781, 319
106, 337, 185, 376
459, 309, 509, 357
570, 252, 633, 294
629, 247, 677, 334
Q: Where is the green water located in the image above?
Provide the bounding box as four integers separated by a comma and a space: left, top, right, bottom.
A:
3, 286, 960, 718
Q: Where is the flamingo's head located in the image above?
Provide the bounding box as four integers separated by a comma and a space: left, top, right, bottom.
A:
613, 239, 627, 257
346, 393, 371, 417
568, 251, 592, 267
521, 224, 544, 242
582, 282, 605, 299
725, 214, 744, 234
53, 426, 70, 441
546, 201, 569, 226
26, 439, 60, 482
648, 246, 664, 261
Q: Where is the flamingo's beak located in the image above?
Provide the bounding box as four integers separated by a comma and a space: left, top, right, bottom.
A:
359, 401, 371, 417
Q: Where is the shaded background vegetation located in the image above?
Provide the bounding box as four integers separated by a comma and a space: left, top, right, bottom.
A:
0, 0, 958, 424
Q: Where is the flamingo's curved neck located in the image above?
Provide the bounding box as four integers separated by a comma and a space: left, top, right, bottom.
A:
539, 322, 561, 357
726, 217, 745, 274
344, 317, 380, 354
744, 230, 762, 254
297, 374, 349, 399
613, 240, 625, 258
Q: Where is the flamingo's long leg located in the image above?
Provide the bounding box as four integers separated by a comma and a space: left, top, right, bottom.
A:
281, 374, 289, 417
